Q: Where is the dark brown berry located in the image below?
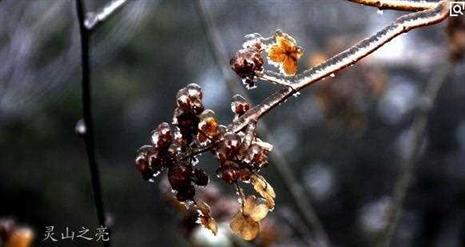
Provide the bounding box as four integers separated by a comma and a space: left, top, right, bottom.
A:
238, 168, 252, 181
198, 117, 219, 139
148, 151, 166, 171
245, 144, 269, 169
231, 94, 250, 116
176, 84, 204, 115
192, 168, 209, 186
135, 155, 149, 174
152, 122, 172, 149
168, 165, 192, 190
230, 47, 264, 89
220, 168, 238, 184
173, 109, 200, 142
223, 132, 241, 152
176, 185, 196, 202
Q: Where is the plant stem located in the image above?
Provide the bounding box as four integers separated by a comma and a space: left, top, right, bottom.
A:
75, 1, 110, 246
375, 62, 451, 247
85, 0, 128, 32
346, 0, 438, 11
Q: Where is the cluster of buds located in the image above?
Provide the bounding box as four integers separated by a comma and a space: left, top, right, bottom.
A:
230, 39, 265, 89
135, 84, 276, 240
135, 83, 210, 202
215, 96, 272, 184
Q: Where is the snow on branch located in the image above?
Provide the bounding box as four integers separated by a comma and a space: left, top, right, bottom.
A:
84, 0, 128, 31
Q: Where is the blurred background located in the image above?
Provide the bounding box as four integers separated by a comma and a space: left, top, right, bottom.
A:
1, 0, 465, 246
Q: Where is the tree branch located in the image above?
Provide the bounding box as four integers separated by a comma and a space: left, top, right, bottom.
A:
194, 1, 330, 246
346, 0, 439, 11
375, 62, 451, 247
75, 1, 110, 246
84, 0, 128, 31
229, 0, 449, 133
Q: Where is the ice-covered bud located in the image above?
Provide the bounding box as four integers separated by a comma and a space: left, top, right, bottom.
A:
230, 46, 264, 89
231, 94, 250, 116
151, 122, 172, 149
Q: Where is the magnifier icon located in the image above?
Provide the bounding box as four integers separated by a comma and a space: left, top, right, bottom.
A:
450, 2, 465, 16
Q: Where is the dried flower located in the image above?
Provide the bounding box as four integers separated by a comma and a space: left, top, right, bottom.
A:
196, 200, 219, 235
267, 31, 303, 76
230, 195, 270, 240
251, 175, 276, 209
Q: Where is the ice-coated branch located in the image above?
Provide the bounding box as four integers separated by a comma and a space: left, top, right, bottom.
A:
375, 62, 451, 247
229, 0, 449, 132
75, 1, 110, 247
257, 70, 296, 88
347, 0, 440, 11
84, 0, 128, 31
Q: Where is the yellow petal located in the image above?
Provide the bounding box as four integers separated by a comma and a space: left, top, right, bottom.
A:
276, 34, 297, 49
197, 200, 211, 215
292, 47, 304, 60
267, 45, 286, 62
196, 200, 218, 235
230, 213, 260, 240
279, 38, 295, 52
251, 175, 276, 209
243, 196, 269, 222
282, 57, 298, 76
201, 216, 218, 235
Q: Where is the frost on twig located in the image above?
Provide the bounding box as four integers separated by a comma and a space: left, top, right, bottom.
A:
84, 0, 128, 31
347, 0, 439, 11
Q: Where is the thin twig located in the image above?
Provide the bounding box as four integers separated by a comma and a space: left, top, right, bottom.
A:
194, 1, 330, 246
229, 1, 449, 132
375, 62, 451, 247
85, 0, 128, 31
346, 0, 439, 11
75, 1, 110, 246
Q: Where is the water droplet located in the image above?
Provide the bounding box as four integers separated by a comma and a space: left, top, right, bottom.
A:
191, 157, 199, 166
330, 73, 335, 78
151, 132, 160, 145
242, 79, 257, 89
293, 91, 301, 98
377, 9, 384, 15
232, 94, 247, 103
199, 109, 216, 119
75, 119, 86, 137
84, 13, 97, 30
137, 145, 153, 153
244, 33, 262, 40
